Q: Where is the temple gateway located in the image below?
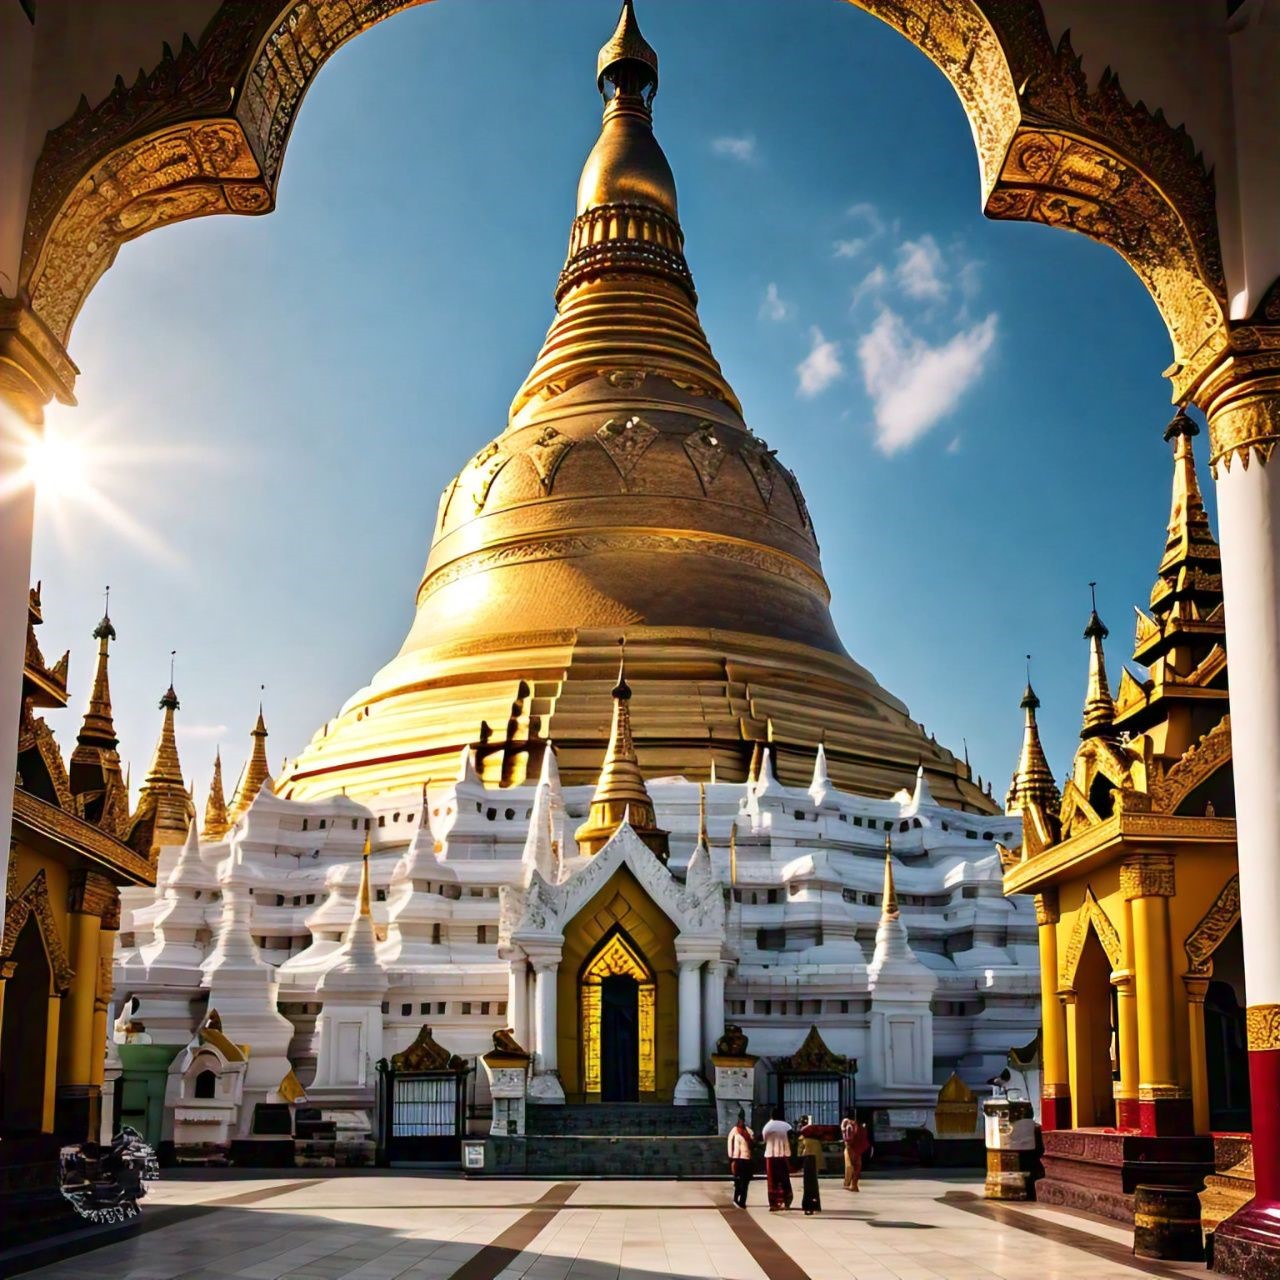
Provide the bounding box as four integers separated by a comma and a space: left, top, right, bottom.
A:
113, 1, 1036, 1173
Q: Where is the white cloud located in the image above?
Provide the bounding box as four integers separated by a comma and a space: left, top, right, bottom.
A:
759, 282, 792, 322
796, 327, 844, 398
833, 202, 883, 259
895, 234, 948, 302
851, 264, 887, 307
946, 435, 963, 455
857, 309, 998, 455
712, 134, 758, 163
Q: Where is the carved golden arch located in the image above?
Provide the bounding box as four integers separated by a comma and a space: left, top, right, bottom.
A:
1059, 887, 1123, 991
1149, 715, 1232, 815
1184, 872, 1240, 980
14, 0, 1234, 423
1, 869, 74, 995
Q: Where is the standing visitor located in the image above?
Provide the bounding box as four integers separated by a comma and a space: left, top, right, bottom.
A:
761, 1106, 794, 1211
841, 1109, 870, 1191
797, 1116, 824, 1215
727, 1111, 754, 1208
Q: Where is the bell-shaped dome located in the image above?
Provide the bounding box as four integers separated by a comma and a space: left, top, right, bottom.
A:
279, 1, 992, 815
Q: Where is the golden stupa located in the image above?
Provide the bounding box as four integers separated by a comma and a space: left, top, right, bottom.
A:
279, 1, 991, 812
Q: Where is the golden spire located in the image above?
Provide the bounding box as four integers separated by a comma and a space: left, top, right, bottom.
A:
358, 827, 373, 918
882, 832, 900, 921
1081, 582, 1118, 739
728, 820, 737, 886
697, 780, 709, 847
510, 0, 737, 420
228, 700, 271, 825
1005, 660, 1061, 815
574, 642, 669, 859
76, 588, 118, 752
202, 748, 230, 841
129, 658, 195, 858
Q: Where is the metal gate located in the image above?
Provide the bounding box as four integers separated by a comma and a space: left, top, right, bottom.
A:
376, 1026, 469, 1166
782, 1075, 844, 1127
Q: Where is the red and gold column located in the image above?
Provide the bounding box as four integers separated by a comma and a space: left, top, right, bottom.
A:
1035, 891, 1071, 1129
1123, 855, 1192, 1136
1205, 367, 1280, 1275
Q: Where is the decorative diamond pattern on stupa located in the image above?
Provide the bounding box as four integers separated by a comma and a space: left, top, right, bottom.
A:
595, 415, 659, 485
526, 425, 575, 493
682, 424, 727, 494
739, 441, 775, 507
469, 442, 510, 512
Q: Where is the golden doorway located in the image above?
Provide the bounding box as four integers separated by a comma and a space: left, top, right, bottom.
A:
580, 928, 655, 1102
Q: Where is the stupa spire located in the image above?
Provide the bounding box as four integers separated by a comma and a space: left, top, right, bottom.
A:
881, 833, 900, 921
697, 781, 709, 849
76, 587, 118, 752
129, 657, 195, 858
1081, 583, 1118, 740
357, 827, 373, 919
203, 749, 229, 841
228, 699, 272, 825
574, 641, 669, 858
510, 0, 737, 421
1005, 659, 1061, 815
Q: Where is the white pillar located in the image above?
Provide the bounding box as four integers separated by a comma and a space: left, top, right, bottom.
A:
533, 959, 558, 1074
702, 960, 726, 1064
0, 471, 34, 910
678, 960, 703, 1076
508, 958, 530, 1051
1215, 454, 1280, 1218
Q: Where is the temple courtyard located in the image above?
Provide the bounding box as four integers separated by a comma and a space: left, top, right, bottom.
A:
18, 1173, 1209, 1280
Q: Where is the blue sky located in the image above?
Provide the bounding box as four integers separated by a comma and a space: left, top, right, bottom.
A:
31, 0, 1211, 809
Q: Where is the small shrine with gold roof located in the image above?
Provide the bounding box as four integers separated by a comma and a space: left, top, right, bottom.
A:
1004, 411, 1243, 1224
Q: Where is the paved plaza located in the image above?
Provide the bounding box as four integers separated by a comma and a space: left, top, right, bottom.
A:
20, 1172, 1209, 1280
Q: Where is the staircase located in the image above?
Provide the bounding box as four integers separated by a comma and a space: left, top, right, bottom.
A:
501, 1104, 724, 1177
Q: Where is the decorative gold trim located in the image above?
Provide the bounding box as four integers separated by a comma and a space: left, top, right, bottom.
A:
1, 869, 74, 994
417, 528, 830, 607
67, 869, 117, 917
1207, 375, 1280, 476
1138, 1084, 1189, 1101
0, 296, 78, 425
12, 786, 153, 883
1183, 873, 1239, 979
1059, 887, 1123, 988
1246, 1004, 1280, 1052
1033, 890, 1059, 927
1120, 854, 1176, 900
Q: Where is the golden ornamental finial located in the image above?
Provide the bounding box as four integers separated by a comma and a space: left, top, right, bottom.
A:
697, 780, 709, 847
358, 827, 373, 918
597, 0, 658, 102
882, 841, 899, 920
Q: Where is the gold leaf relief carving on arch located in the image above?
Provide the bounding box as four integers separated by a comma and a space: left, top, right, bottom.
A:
1184, 873, 1239, 980
1059, 887, 1122, 990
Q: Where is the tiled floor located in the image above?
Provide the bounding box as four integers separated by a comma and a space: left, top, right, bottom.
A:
20, 1172, 1209, 1280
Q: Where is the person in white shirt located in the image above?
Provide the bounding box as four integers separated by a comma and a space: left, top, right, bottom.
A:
726, 1113, 754, 1208
760, 1107, 794, 1210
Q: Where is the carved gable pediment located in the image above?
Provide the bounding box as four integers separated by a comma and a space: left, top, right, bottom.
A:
501, 822, 724, 946
2, 868, 74, 994
1060, 888, 1123, 989
1059, 778, 1102, 840
1149, 715, 1232, 815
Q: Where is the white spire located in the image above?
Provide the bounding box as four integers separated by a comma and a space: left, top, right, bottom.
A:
456, 744, 482, 788
910, 763, 935, 810
521, 772, 558, 885
756, 744, 782, 797
167, 819, 204, 890
808, 742, 830, 807
336, 833, 380, 970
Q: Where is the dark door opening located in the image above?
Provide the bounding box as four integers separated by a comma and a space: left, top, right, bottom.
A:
601, 973, 639, 1102
1, 917, 51, 1136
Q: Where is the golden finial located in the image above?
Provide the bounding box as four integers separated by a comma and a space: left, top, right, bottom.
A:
697, 781, 709, 847
357, 827, 373, 918
202, 747, 229, 840
882, 836, 899, 920
1006, 656, 1061, 815
597, 0, 658, 101
1081, 582, 1118, 740
228, 695, 272, 824
728, 820, 738, 888
573, 638, 667, 859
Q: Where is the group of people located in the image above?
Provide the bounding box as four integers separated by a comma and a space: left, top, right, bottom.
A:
726, 1107, 871, 1212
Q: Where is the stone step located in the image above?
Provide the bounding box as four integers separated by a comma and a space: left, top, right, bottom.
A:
524, 1135, 725, 1178
526, 1103, 716, 1137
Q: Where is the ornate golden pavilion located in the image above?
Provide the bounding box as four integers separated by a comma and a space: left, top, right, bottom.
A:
1004, 412, 1241, 1222
275, 0, 992, 815
4, 588, 162, 1153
